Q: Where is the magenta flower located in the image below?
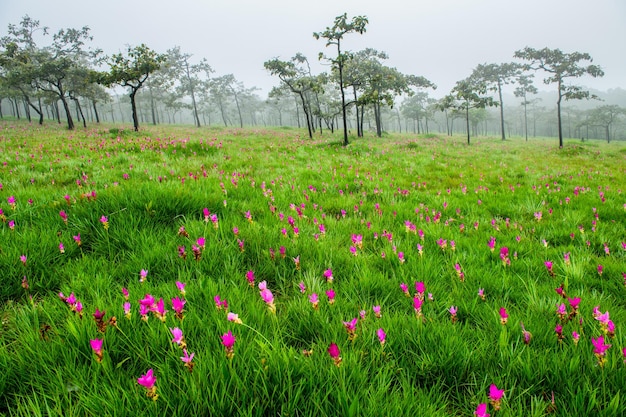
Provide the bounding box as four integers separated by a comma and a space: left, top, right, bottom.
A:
454, 263, 465, 281
137, 369, 158, 400
100, 215, 109, 229
327, 342, 342, 366
326, 289, 336, 304
572, 331, 580, 345
489, 383, 504, 402
400, 282, 409, 296
597, 264, 603, 275
478, 288, 486, 301
474, 403, 490, 417
214, 294, 228, 310
499, 247, 510, 266
544, 260, 554, 276
592, 335, 611, 361
567, 297, 581, 311
245, 270, 255, 286
279, 246, 286, 258
170, 327, 185, 347
139, 269, 148, 283
499, 307, 508, 325
203, 207, 210, 222
180, 349, 195, 371
73, 234, 81, 246
122, 287, 129, 300
323, 268, 334, 283
556, 303, 567, 320
488, 236, 496, 252
377, 328, 386, 345
413, 297, 423, 318
372, 305, 381, 318
415, 281, 425, 296
137, 368, 157, 389
298, 281, 306, 294
90, 338, 104, 362
172, 297, 186, 319
176, 281, 186, 295
19, 255, 26, 266
221, 330, 236, 359
59, 242, 65, 253
307, 293, 319, 310
123, 302, 131, 319
196, 236, 206, 249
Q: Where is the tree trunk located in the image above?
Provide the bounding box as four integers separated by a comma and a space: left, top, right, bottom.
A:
130, 89, 140, 131
149, 88, 157, 125
337, 40, 349, 146
556, 81, 563, 148
498, 81, 506, 140
465, 103, 470, 145
59, 94, 75, 130
298, 92, 312, 139
23, 99, 31, 122
93, 100, 100, 123
353, 86, 361, 137
72, 98, 87, 128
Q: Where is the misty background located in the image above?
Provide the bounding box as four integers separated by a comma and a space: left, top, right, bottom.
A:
1, 0, 625, 139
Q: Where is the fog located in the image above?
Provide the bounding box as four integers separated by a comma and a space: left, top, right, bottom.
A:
1, 0, 625, 97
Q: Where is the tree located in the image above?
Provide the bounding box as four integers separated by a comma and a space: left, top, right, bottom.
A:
314, 13, 368, 146
443, 78, 497, 144
514, 47, 604, 147
583, 105, 625, 142
513, 74, 538, 141
264, 56, 318, 138
98, 44, 165, 131
471, 63, 520, 140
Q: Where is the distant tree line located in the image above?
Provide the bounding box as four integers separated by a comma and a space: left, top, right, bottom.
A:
1, 14, 624, 145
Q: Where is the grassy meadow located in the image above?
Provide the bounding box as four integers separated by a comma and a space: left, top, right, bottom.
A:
0, 120, 625, 416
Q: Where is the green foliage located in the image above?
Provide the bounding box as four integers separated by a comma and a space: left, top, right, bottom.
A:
0, 121, 625, 416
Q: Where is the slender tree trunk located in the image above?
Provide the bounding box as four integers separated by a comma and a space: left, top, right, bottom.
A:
23, 99, 31, 122
0, 98, 3, 118
353, 86, 361, 137
130, 89, 140, 131
72, 98, 87, 128
93, 100, 100, 123
231, 89, 243, 128
297, 92, 312, 139
59, 94, 75, 130
498, 82, 505, 140
13, 98, 21, 119
465, 103, 470, 144
337, 40, 349, 146
556, 81, 563, 148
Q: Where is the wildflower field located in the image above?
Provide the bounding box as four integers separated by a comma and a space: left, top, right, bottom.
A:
0, 120, 625, 416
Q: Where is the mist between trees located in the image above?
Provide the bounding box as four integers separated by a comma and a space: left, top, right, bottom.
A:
1, 15, 625, 143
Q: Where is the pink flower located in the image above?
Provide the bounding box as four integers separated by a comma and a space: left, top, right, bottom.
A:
123, 302, 131, 319
544, 260, 554, 275
343, 317, 358, 332
377, 328, 386, 345
309, 293, 319, 309
122, 287, 129, 300
170, 327, 184, 345
245, 270, 255, 286
227, 312, 243, 324
100, 215, 109, 229
326, 289, 336, 304
73, 234, 81, 246
372, 305, 381, 318
176, 281, 186, 295
139, 269, 148, 283
19, 255, 26, 266
298, 281, 306, 294
400, 282, 409, 296
572, 331, 580, 345
499, 307, 508, 325
323, 268, 334, 283
90, 338, 104, 362
181, 349, 195, 364
488, 236, 496, 252
172, 297, 185, 316
59, 242, 65, 253
474, 403, 490, 417
137, 369, 157, 389
221, 330, 236, 359
597, 264, 603, 275
478, 288, 486, 301
327, 342, 341, 366
203, 207, 210, 222
413, 297, 423, 317
592, 335, 611, 357
567, 297, 580, 311
415, 281, 425, 296
154, 298, 167, 321
489, 384, 504, 401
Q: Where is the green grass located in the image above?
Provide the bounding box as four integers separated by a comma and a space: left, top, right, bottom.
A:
0, 120, 625, 416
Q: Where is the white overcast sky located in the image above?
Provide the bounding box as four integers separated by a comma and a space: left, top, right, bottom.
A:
1, 0, 625, 98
